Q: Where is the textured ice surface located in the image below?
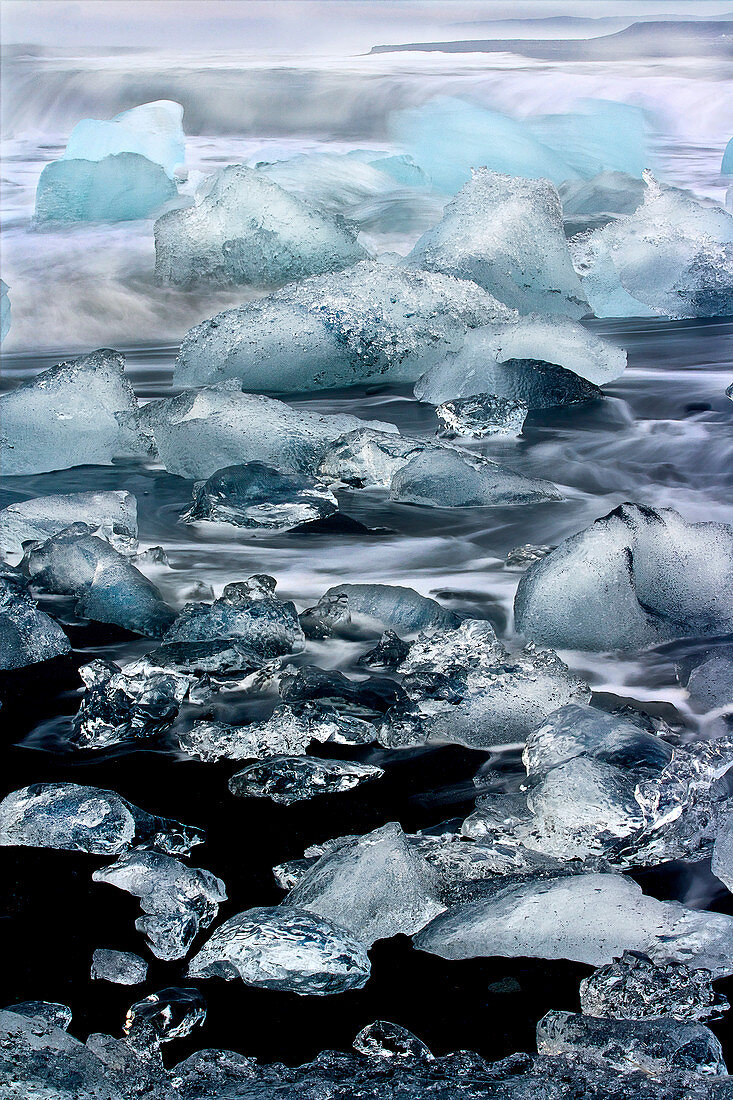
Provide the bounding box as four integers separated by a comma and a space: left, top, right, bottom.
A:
506, 544, 554, 569
436, 394, 527, 438
685, 649, 733, 712
579, 952, 728, 1023
358, 631, 411, 670
0, 1010, 120, 1100
285, 822, 445, 945
514, 504, 733, 651
163, 577, 304, 659
0, 490, 138, 563
35, 153, 177, 223
91, 949, 148, 986
400, 618, 502, 676
574, 173, 733, 319
537, 1009, 727, 1076
174, 261, 514, 392
414, 873, 733, 975
712, 809, 733, 893
0, 564, 70, 670
64, 101, 185, 177
318, 428, 446, 488
71, 658, 189, 749
188, 906, 371, 994
183, 462, 338, 530
406, 170, 588, 318
141, 380, 396, 479
559, 170, 647, 235
319, 582, 459, 636
0, 782, 203, 856
0, 279, 9, 343
279, 664, 405, 716
155, 164, 365, 288
4, 1002, 72, 1030
228, 755, 384, 805
124, 988, 206, 1043
23, 526, 175, 637
390, 448, 560, 508
0, 349, 148, 476
94, 850, 226, 960
352, 1020, 434, 1063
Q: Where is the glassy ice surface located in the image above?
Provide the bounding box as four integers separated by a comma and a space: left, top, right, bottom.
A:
188, 906, 371, 995
173, 261, 514, 391
4, 1001, 72, 1030
63, 101, 185, 177
0, 564, 70, 670
389, 448, 560, 508
183, 462, 338, 530
0, 349, 148, 475
91, 949, 148, 986
35, 153, 177, 223
317, 428, 447, 488
579, 952, 729, 1023
0, 279, 10, 343
436, 394, 528, 438
712, 809, 733, 893
505, 545, 554, 570
228, 755, 384, 805
124, 988, 206, 1043
71, 658, 189, 749
0, 490, 138, 563
314, 583, 459, 637
352, 1020, 434, 1063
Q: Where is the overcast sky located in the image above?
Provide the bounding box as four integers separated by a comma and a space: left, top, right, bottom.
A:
2, 0, 732, 52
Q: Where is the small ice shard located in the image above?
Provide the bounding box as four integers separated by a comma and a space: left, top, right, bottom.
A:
35, 153, 177, 223
0, 490, 138, 563
523, 704, 673, 780
436, 394, 527, 438
317, 429, 445, 489
0, 782, 203, 856
188, 906, 370, 994
352, 1021, 434, 1063
182, 462, 338, 530
405, 169, 588, 318
514, 504, 733, 651
0, 564, 70, 670
414, 873, 733, 976
537, 1010, 727, 1077
285, 822, 445, 946
574, 173, 733, 319
1, 280, 10, 343
506, 544, 553, 570
0, 348, 148, 476
93, 850, 226, 961
155, 164, 366, 289
163, 577, 304, 659
316, 583, 459, 636
22, 526, 175, 637
173, 261, 514, 391
71, 658, 189, 749
389, 448, 560, 508
4, 1001, 72, 1030
63, 101, 185, 177
91, 949, 148, 986
141, 381, 397, 480
228, 755, 383, 805
124, 988, 206, 1043
414, 313, 625, 406
279, 664, 405, 717
712, 810, 733, 893
579, 952, 728, 1023
358, 630, 411, 670
299, 592, 351, 639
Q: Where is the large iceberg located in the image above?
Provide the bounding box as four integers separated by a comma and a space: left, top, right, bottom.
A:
0, 349, 148, 475
0, 565, 70, 670
389, 448, 560, 508
35, 153, 177, 223
154, 164, 367, 288
173, 262, 514, 392
405, 170, 588, 318
514, 503, 733, 651
140, 381, 397, 479
63, 101, 185, 177
0, 490, 137, 563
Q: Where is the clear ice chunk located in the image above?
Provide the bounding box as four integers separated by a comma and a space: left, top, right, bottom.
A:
35, 153, 177, 223
0, 279, 9, 343
93, 850, 226, 961
4, 1001, 72, 1030
91, 949, 148, 986
278, 664, 405, 717
124, 988, 206, 1043
154, 164, 366, 288
0, 564, 70, 670
0, 1009, 117, 1100
358, 630, 411, 670
173, 261, 514, 391
140, 380, 397, 479
579, 952, 729, 1023
285, 822, 445, 946
559, 170, 647, 235
389, 448, 560, 508
0, 349, 148, 476
414, 872, 733, 976
182, 462, 338, 530
71, 658, 189, 749
315, 583, 459, 636
299, 592, 351, 639
0, 782, 203, 856
712, 809, 733, 893
188, 905, 371, 995
505, 544, 553, 570
228, 755, 384, 805
352, 1021, 434, 1063
0, 490, 138, 563
317, 428, 446, 488
63, 100, 185, 177
405, 169, 588, 318
436, 394, 528, 438
514, 503, 733, 651
536, 1009, 727, 1077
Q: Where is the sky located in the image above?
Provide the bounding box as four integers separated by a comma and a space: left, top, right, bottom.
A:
2, 0, 732, 52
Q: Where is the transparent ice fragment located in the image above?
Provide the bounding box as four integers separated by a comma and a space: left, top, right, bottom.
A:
505, 544, 553, 570
188, 906, 371, 994
0, 348, 148, 476
0, 782, 203, 856
183, 462, 338, 530
579, 952, 728, 1023
0, 490, 138, 564
436, 394, 527, 438
300, 592, 351, 639
390, 448, 560, 508
4, 1001, 72, 1030
0, 564, 70, 670
35, 153, 177, 223
712, 809, 733, 893
93, 850, 226, 961
0, 279, 9, 344
279, 664, 405, 718
91, 949, 148, 986
317, 583, 459, 636
72, 658, 189, 749
352, 1021, 434, 1063
358, 631, 411, 670
317, 429, 446, 488
63, 100, 185, 177
124, 988, 206, 1043
228, 755, 383, 805
559, 170, 647, 236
